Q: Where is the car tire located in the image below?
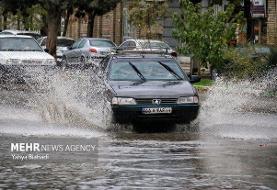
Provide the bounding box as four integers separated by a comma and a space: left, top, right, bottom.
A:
80, 56, 86, 64
60, 56, 68, 69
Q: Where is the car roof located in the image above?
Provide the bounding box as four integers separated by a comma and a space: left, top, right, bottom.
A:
127, 39, 166, 43
1, 29, 40, 35
39, 36, 74, 40
82, 37, 114, 41
111, 52, 174, 59
0, 34, 33, 39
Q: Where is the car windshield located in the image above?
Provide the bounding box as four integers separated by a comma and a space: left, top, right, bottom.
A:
109, 59, 186, 81
141, 41, 171, 49
89, 40, 116, 48
0, 37, 42, 51
40, 38, 75, 47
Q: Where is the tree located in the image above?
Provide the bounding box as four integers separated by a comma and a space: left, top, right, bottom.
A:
76, 0, 119, 37
0, 0, 40, 30
128, 0, 168, 38
38, 0, 74, 57
173, 0, 243, 72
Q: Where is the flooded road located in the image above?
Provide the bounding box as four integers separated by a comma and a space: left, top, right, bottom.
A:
0, 70, 277, 189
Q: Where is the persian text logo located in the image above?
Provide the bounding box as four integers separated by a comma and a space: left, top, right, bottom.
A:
11, 143, 40, 152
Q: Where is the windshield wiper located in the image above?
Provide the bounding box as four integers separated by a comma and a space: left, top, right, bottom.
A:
128, 62, 146, 81
157, 61, 183, 80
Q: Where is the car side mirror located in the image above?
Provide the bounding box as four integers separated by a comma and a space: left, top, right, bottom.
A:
44, 48, 49, 53
190, 75, 201, 83
68, 46, 73, 50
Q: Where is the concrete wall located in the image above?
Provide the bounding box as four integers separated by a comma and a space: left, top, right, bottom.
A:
267, 0, 277, 45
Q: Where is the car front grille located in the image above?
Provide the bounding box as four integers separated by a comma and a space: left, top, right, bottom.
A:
135, 98, 177, 105
21, 59, 44, 65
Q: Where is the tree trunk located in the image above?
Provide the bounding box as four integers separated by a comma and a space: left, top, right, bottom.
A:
244, 0, 253, 42
22, 10, 29, 30
46, 5, 61, 58
62, 9, 72, 36
17, 14, 20, 30
3, 11, 8, 30
87, 11, 96, 37
78, 17, 81, 38
40, 15, 48, 36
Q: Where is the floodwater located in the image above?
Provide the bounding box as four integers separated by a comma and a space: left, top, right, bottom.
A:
0, 68, 276, 189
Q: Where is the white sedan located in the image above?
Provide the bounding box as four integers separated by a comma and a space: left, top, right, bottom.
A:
0, 35, 56, 82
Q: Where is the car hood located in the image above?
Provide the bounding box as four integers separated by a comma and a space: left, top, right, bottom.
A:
41, 46, 68, 57
0, 51, 54, 60
109, 80, 196, 98
0, 51, 55, 65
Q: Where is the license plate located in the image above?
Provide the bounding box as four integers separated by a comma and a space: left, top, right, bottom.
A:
142, 107, 172, 114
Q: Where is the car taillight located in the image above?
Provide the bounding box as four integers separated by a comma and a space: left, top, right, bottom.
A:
89, 48, 97, 53
171, 52, 177, 57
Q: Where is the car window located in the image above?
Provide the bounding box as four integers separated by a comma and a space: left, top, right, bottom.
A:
39, 38, 74, 47
39, 38, 46, 46
71, 39, 82, 49
128, 41, 136, 49
0, 31, 13, 35
89, 39, 115, 48
109, 59, 185, 81
120, 41, 129, 49
78, 39, 87, 48
0, 37, 43, 51
119, 41, 136, 50
141, 41, 170, 49
58, 39, 75, 47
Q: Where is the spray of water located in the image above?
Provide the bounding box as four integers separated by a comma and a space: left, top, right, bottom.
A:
23, 66, 114, 130
199, 67, 277, 140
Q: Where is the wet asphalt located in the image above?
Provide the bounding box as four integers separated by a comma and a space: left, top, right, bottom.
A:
0, 76, 277, 190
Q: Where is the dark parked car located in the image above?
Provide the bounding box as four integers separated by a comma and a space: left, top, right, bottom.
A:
96, 53, 200, 124
37, 36, 75, 63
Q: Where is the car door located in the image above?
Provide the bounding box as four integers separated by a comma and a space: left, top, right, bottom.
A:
66, 39, 82, 64
77, 39, 89, 62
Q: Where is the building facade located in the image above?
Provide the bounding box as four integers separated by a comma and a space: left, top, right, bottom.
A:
267, 0, 277, 45
66, 2, 123, 45
66, 0, 277, 47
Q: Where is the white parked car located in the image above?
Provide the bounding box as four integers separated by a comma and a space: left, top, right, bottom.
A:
0, 35, 56, 82
118, 39, 177, 57
0, 29, 42, 40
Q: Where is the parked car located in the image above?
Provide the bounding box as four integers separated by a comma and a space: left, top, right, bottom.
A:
95, 52, 200, 124
0, 35, 56, 81
0, 29, 41, 40
61, 38, 117, 66
118, 39, 177, 57
37, 36, 75, 63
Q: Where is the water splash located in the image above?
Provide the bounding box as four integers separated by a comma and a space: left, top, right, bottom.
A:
22, 67, 113, 130
199, 68, 277, 140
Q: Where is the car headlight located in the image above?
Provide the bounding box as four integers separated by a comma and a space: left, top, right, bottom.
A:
112, 97, 136, 105
177, 96, 199, 104
45, 59, 56, 66
6, 59, 21, 65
